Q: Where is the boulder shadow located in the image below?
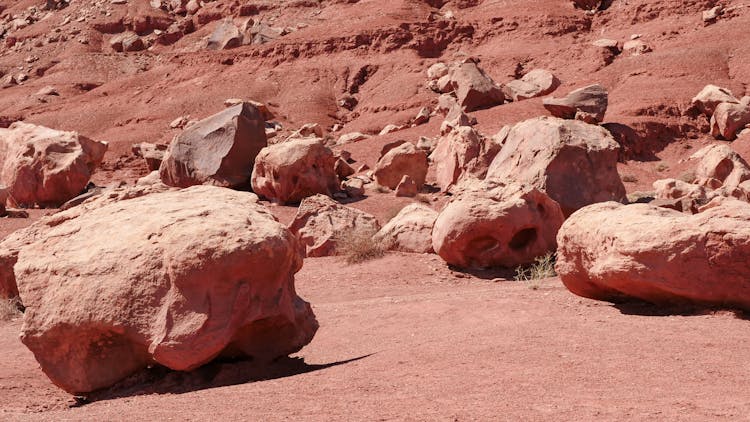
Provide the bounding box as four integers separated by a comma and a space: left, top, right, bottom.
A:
447, 264, 516, 281
81, 354, 372, 405
613, 300, 750, 320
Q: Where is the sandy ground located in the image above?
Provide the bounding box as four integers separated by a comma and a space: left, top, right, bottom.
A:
2, 253, 749, 421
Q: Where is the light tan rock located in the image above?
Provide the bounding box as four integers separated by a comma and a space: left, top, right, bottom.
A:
0, 122, 107, 207
503, 69, 560, 101
447, 60, 505, 112
288, 194, 380, 257
374, 203, 438, 254
556, 200, 750, 310
251, 138, 339, 204
487, 116, 625, 216
622, 39, 651, 56
710, 97, 750, 141
432, 180, 564, 269
9, 186, 317, 394
373, 142, 428, 190
690, 143, 750, 188
690, 84, 739, 117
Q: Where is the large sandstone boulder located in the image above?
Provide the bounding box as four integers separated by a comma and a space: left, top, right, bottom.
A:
543, 84, 608, 124
10, 186, 317, 394
690, 143, 750, 189
710, 97, 750, 141
159, 103, 267, 188
374, 203, 438, 254
251, 138, 339, 204
431, 125, 502, 191
691, 84, 739, 117
288, 194, 380, 257
0, 122, 107, 207
373, 142, 428, 190
206, 19, 242, 50
486, 117, 626, 217
432, 180, 564, 269
447, 60, 505, 112
556, 200, 750, 309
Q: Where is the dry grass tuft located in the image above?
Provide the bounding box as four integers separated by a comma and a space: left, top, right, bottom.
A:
337, 228, 386, 264
655, 162, 669, 172
0, 297, 23, 321
621, 174, 638, 183
677, 170, 697, 184
514, 253, 557, 290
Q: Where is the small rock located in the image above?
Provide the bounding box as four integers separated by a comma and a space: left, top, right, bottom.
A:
395, 175, 418, 197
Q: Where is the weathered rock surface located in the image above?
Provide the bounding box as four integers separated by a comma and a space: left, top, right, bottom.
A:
206, 19, 242, 50
132, 142, 167, 171
0, 122, 107, 207
446, 60, 505, 112
432, 180, 564, 269
691, 143, 750, 189
503, 69, 560, 102
487, 117, 626, 216
543, 84, 608, 123
374, 204, 437, 254
431, 126, 502, 191
159, 103, 267, 188
556, 200, 750, 310
10, 186, 317, 394
710, 97, 750, 141
251, 138, 339, 204
373, 142, 428, 190
289, 194, 380, 257
691, 84, 739, 117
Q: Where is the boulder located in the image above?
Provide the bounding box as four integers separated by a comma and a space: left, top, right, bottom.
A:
592, 38, 620, 52
374, 203, 438, 254
373, 142, 428, 190
691, 84, 739, 117
556, 200, 750, 310
431, 125, 501, 191
486, 116, 626, 217
132, 142, 167, 171
159, 102, 267, 189
710, 97, 750, 141
432, 180, 564, 269
334, 158, 355, 179
251, 138, 339, 204
288, 194, 380, 257
395, 175, 418, 197
341, 178, 365, 198
447, 60, 505, 112
110, 32, 145, 52
0, 185, 6, 215
0, 122, 107, 207
503, 69, 560, 101
206, 19, 242, 50
543, 84, 608, 123
10, 186, 317, 393
690, 143, 750, 189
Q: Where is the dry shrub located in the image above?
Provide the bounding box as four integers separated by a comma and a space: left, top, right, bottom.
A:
415, 193, 432, 204
514, 253, 557, 290
677, 170, 697, 183
0, 297, 23, 321
337, 228, 386, 264
621, 174, 638, 183
655, 162, 669, 172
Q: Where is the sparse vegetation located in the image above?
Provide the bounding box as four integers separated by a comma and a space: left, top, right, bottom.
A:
655, 162, 669, 172
0, 297, 23, 321
384, 204, 407, 222
415, 193, 432, 204
514, 253, 557, 290
621, 174, 639, 183
677, 170, 697, 183
337, 228, 386, 264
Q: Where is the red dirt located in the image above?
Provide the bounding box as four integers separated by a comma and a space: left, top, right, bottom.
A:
2, 0, 750, 418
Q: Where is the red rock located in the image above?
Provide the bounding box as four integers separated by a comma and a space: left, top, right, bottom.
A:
710, 97, 750, 141
341, 178, 365, 198
0, 122, 107, 208
487, 117, 625, 216
395, 175, 418, 197
132, 142, 167, 171
159, 103, 267, 189
447, 60, 505, 112
503, 69, 560, 101
542, 84, 608, 123
335, 158, 355, 179
251, 138, 339, 204
374, 203, 438, 254
8, 186, 317, 394
110, 32, 144, 52
373, 142, 428, 190
432, 180, 564, 269
556, 200, 750, 310
431, 126, 501, 191
289, 194, 380, 257
0, 185, 6, 215
622, 39, 652, 56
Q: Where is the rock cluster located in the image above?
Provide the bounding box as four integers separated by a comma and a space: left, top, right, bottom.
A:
691, 85, 750, 141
